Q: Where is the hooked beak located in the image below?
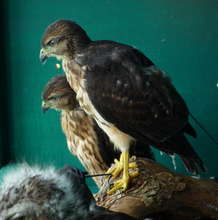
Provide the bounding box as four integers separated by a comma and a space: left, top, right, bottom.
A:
41, 101, 50, 113
40, 48, 48, 64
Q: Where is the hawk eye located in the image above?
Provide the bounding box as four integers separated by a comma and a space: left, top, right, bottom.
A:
48, 95, 60, 101
47, 38, 56, 46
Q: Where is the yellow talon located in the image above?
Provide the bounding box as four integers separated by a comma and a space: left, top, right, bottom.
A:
129, 171, 139, 178
128, 162, 138, 169
107, 176, 129, 195
106, 151, 138, 195
106, 156, 138, 179
106, 154, 124, 178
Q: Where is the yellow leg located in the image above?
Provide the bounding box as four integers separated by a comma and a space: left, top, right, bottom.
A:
107, 151, 138, 195
122, 150, 129, 188
106, 152, 137, 178
106, 153, 123, 178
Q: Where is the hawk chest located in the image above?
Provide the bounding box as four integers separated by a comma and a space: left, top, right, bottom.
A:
62, 59, 100, 118
61, 110, 105, 163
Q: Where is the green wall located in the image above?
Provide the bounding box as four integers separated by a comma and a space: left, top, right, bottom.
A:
1, 0, 218, 188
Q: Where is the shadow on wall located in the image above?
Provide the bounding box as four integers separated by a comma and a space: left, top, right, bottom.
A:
0, 1, 12, 166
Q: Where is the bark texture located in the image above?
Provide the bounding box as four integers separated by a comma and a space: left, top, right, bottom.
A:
92, 157, 218, 220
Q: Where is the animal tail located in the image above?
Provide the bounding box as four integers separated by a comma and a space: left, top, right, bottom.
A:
157, 134, 206, 174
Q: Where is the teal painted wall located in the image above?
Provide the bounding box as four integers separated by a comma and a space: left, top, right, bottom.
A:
1, 0, 218, 188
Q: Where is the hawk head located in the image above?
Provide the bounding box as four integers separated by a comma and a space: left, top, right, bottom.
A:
40, 19, 90, 63
42, 75, 78, 112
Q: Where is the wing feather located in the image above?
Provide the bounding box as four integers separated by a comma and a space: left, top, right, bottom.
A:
85, 61, 189, 143
73, 40, 203, 173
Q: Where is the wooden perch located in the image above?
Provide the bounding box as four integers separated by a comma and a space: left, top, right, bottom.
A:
91, 157, 218, 219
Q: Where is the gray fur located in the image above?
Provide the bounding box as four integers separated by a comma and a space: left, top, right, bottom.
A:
0, 164, 136, 220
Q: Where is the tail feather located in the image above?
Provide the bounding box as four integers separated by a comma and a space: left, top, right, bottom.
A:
156, 134, 205, 174
180, 156, 206, 174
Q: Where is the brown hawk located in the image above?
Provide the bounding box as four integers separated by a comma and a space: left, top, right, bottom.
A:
41, 75, 154, 187
40, 20, 205, 194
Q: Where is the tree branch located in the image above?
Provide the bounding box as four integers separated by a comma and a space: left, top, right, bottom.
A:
92, 157, 218, 219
